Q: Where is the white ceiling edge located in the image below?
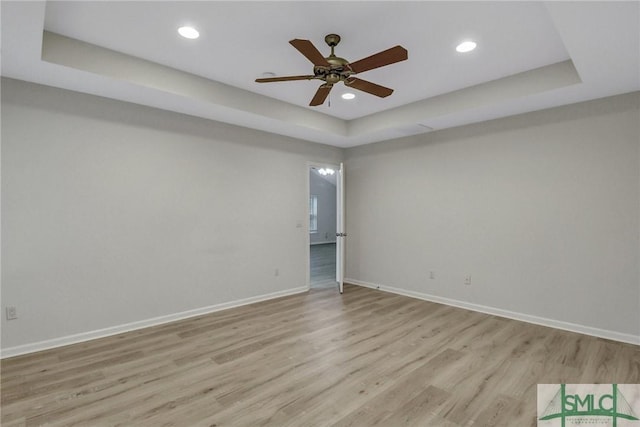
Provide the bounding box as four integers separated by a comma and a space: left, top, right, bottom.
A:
349, 60, 580, 137
1, 1, 638, 149
41, 31, 581, 148
41, 32, 348, 139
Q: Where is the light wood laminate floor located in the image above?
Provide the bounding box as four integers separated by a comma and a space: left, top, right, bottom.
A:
1, 285, 638, 426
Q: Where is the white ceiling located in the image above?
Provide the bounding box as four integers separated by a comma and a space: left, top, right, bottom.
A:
2, 1, 639, 148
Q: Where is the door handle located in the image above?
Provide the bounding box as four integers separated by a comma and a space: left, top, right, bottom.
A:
336, 233, 347, 237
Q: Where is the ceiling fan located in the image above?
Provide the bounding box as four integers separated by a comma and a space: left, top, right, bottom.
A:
255, 34, 408, 106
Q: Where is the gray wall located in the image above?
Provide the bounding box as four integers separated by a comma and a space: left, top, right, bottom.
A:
2, 76, 638, 353
309, 171, 337, 245
345, 92, 640, 339
1, 78, 342, 351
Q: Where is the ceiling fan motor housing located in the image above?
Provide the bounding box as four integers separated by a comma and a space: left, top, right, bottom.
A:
313, 57, 353, 83
312, 34, 354, 84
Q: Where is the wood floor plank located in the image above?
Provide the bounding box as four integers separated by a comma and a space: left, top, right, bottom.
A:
2, 285, 638, 426
377, 385, 451, 427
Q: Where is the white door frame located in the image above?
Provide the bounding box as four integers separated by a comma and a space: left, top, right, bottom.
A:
306, 161, 341, 291
336, 162, 345, 294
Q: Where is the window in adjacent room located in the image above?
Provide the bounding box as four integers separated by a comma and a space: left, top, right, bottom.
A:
309, 195, 318, 233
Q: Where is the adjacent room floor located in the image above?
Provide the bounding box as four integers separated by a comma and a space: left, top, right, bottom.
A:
310, 242, 336, 288
2, 285, 637, 426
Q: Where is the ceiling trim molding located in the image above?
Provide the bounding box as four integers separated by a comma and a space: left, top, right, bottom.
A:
42, 31, 347, 138
41, 31, 581, 149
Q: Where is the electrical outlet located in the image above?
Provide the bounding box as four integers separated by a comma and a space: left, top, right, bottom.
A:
464, 276, 472, 285
430, 271, 435, 279
274, 268, 279, 277
6, 306, 17, 320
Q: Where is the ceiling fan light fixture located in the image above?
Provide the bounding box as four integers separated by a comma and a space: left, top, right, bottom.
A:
341, 93, 356, 100
178, 26, 200, 39
456, 41, 477, 53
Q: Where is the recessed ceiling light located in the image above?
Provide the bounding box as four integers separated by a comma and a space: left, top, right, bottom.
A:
456, 41, 476, 53
341, 93, 356, 100
178, 26, 199, 39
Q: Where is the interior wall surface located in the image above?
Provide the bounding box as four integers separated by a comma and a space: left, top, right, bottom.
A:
345, 92, 640, 340
1, 78, 343, 351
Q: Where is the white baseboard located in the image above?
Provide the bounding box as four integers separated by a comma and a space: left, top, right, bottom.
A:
0, 286, 308, 359
310, 241, 337, 246
345, 278, 639, 346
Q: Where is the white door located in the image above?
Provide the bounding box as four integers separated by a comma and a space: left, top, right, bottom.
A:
336, 162, 345, 294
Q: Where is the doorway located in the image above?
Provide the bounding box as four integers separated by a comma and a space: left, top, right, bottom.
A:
308, 164, 338, 289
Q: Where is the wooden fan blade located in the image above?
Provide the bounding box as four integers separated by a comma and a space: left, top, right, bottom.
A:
309, 84, 333, 106
289, 39, 331, 67
348, 45, 408, 74
255, 75, 315, 83
345, 77, 394, 98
